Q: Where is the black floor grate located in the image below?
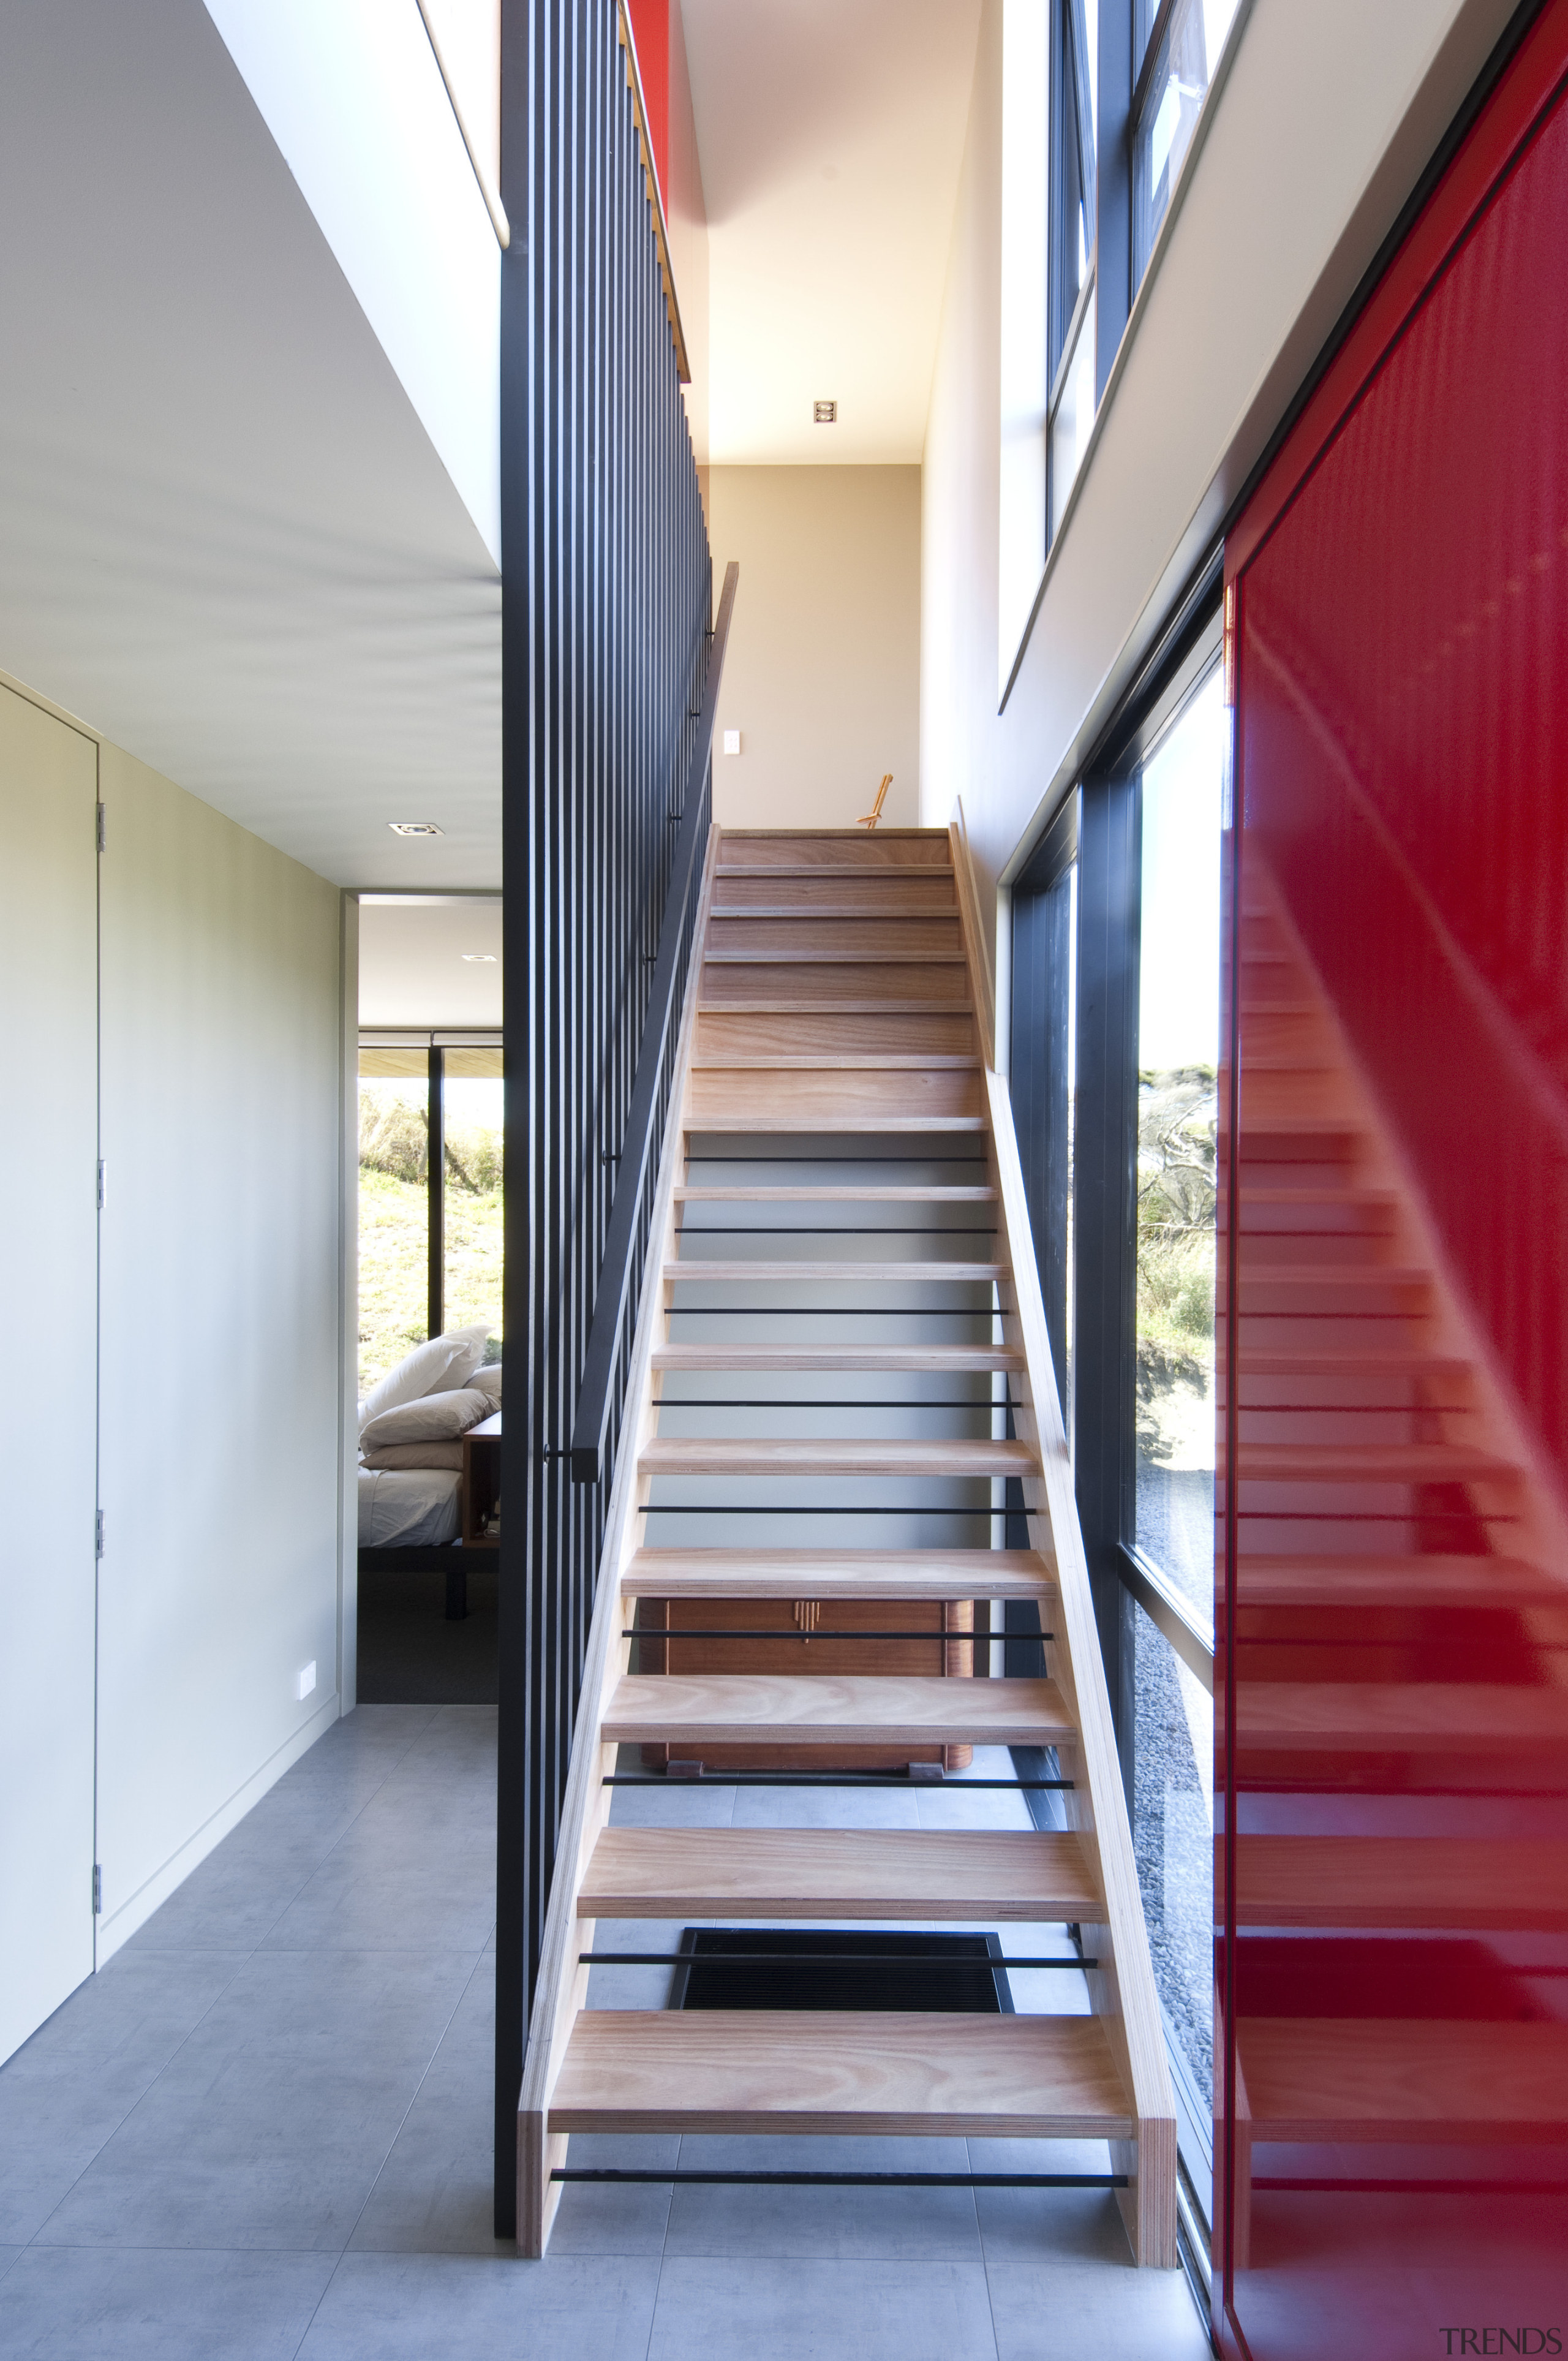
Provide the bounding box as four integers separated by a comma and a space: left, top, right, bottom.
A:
674, 1927, 1014, 2014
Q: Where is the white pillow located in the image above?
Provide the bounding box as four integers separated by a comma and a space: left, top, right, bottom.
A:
360, 1387, 491, 1449
360, 1439, 466, 1470
426, 1323, 494, 1395
358, 1326, 490, 1430
470, 1360, 502, 1408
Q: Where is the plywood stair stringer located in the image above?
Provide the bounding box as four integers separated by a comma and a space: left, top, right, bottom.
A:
516, 819, 1177, 2267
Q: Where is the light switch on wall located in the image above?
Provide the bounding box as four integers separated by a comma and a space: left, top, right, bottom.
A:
722, 729, 741, 755
296, 1661, 317, 1702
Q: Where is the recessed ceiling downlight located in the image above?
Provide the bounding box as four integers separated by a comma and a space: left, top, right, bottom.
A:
388, 821, 443, 837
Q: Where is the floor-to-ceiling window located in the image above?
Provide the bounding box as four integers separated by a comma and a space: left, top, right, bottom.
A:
1011, 592, 1224, 2271
357, 1039, 503, 1391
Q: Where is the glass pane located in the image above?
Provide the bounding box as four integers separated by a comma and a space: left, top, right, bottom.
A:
1133, 0, 1241, 278
1131, 1597, 1213, 2118
442, 1046, 503, 1356
1050, 0, 1098, 376
1011, 857, 1078, 1427
1134, 665, 1224, 1620
358, 1060, 431, 1392
1049, 282, 1097, 538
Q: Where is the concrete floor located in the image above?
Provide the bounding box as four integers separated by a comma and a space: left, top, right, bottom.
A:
0, 1705, 1213, 2360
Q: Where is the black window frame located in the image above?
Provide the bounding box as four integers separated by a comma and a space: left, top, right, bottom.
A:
1009, 557, 1224, 2277
1046, 0, 1246, 548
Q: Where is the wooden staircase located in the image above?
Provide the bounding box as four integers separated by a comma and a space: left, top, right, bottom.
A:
1222, 868, 1568, 2264
518, 825, 1176, 2263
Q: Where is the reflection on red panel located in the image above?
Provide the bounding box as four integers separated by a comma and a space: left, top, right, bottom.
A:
1218, 10, 1568, 2354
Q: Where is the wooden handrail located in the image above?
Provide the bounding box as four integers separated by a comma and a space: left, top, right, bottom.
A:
569, 561, 738, 1485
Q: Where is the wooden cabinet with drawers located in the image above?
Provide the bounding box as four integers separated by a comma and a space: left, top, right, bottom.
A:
633, 1595, 978, 1770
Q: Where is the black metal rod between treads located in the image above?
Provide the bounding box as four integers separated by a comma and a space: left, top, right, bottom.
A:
581, 1953, 1098, 1969
568, 559, 739, 1487
603, 1774, 1074, 1789
552, 2171, 1128, 2189
639, 1505, 1006, 1516
623, 1629, 1035, 1642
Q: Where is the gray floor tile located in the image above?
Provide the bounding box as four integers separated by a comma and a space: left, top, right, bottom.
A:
296, 2251, 660, 2360
118, 1836, 323, 1954
432, 1956, 496, 2057
648, 2254, 998, 2361
0, 2244, 334, 2360
728, 1783, 925, 1829
0, 2248, 21, 2286
173, 1946, 478, 2070
2, 1952, 241, 2077
664, 2132, 981, 2260
605, 1781, 738, 1829
0, 2049, 192, 2245
258, 1857, 497, 1955
346, 2043, 505, 2258
31, 2157, 393, 2256
968, 2137, 1125, 2262
545, 2136, 682, 2258
33, 2050, 424, 2251
986, 2254, 1211, 2360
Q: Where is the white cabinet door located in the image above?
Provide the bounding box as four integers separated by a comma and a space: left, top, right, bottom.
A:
0, 682, 98, 2063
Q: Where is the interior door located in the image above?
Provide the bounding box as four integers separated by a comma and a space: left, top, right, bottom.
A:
0, 681, 99, 2062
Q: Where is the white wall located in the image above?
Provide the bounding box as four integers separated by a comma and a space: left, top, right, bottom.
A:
95, 738, 348, 1960
203, 0, 502, 564
708, 466, 921, 831
0, 684, 99, 2064
922, 0, 1521, 919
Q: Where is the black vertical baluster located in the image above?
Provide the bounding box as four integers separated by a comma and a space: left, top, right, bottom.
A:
427, 1043, 445, 1339
496, 0, 710, 2242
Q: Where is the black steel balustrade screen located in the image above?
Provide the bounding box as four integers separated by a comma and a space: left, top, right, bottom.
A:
496, 0, 710, 2238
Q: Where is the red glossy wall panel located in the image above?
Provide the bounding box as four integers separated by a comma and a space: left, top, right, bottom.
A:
1219, 10, 1568, 2355
625, 0, 669, 208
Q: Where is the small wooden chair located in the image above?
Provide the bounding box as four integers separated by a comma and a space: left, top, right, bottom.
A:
858, 773, 893, 829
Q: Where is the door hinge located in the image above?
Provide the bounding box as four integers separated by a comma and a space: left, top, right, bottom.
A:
92, 1865, 102, 1914
97, 1159, 105, 1211
96, 803, 106, 853
96, 1509, 104, 1558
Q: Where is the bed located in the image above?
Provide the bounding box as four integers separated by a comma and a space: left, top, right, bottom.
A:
355, 1325, 499, 1619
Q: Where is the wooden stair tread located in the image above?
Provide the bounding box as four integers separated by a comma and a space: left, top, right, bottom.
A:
665, 1260, 1006, 1283
715, 864, 957, 878
580, 1828, 1101, 1919
698, 1000, 977, 1016
685, 1115, 989, 1134
1234, 1555, 1561, 1607
1229, 1834, 1568, 1927
1236, 1683, 1568, 1747
550, 2011, 1133, 2137
1235, 2020, 1568, 2139
704, 951, 969, 965
651, 1343, 1024, 1370
690, 1055, 981, 1070
603, 1672, 1074, 1746
1236, 1444, 1516, 1479
639, 1438, 1037, 1478
1238, 1264, 1428, 1285
709, 905, 960, 921
622, 1547, 1054, 1598
673, 1186, 998, 1203
1235, 1351, 1469, 1374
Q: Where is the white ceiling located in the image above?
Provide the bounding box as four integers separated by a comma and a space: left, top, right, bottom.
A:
0, 0, 500, 892
358, 896, 502, 1029
682, 0, 984, 464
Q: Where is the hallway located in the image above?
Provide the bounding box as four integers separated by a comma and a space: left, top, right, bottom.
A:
0, 1707, 1207, 2358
